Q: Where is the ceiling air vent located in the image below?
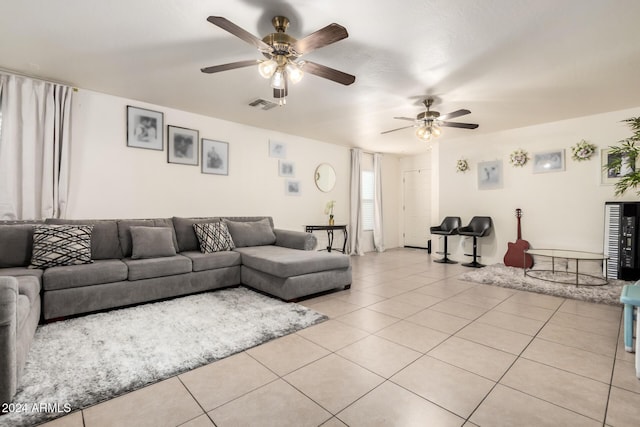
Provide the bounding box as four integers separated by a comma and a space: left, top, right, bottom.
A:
249, 98, 278, 111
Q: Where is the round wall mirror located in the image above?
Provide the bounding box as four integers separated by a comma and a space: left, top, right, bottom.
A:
315, 163, 336, 192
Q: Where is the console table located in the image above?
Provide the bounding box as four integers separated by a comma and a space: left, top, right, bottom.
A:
524, 248, 609, 286
305, 225, 348, 253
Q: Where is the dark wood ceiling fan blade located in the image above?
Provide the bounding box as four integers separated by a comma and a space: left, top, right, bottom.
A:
201, 60, 258, 74
292, 23, 348, 55
438, 109, 471, 121
381, 125, 415, 135
438, 121, 479, 129
303, 61, 355, 85
393, 117, 416, 122
207, 16, 272, 52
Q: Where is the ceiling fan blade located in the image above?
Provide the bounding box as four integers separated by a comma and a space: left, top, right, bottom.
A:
438, 109, 471, 121
303, 61, 355, 85
201, 60, 258, 74
381, 125, 415, 135
292, 23, 348, 55
438, 121, 479, 129
393, 117, 416, 122
207, 16, 272, 52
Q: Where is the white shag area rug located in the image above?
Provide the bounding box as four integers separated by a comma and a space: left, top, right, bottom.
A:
1, 287, 327, 427
460, 264, 630, 306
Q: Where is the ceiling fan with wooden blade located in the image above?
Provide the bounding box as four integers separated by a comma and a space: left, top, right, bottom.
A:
381, 99, 478, 141
201, 15, 355, 105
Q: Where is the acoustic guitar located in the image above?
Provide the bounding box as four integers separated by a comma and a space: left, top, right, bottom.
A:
504, 208, 534, 268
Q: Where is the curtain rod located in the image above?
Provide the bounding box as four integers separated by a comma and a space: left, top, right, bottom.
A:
0, 67, 78, 91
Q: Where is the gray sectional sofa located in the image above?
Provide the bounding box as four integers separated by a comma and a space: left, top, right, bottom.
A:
0, 215, 351, 405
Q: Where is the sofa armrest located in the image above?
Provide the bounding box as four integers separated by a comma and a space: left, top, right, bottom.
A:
0, 276, 17, 405
274, 229, 317, 251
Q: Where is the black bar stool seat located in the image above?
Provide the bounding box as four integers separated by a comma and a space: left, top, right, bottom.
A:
458, 216, 493, 268
430, 216, 461, 264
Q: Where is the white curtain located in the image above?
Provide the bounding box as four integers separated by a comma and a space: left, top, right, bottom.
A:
349, 148, 364, 255
0, 74, 72, 220
373, 153, 385, 252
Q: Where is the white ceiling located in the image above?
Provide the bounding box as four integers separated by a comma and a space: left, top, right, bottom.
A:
2, 0, 640, 155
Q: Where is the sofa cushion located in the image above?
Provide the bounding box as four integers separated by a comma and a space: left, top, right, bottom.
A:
234, 246, 350, 277
117, 219, 178, 258
29, 224, 93, 268
130, 226, 177, 259
45, 219, 122, 259
0, 267, 43, 279
43, 259, 128, 291
181, 250, 242, 272
0, 224, 35, 267
193, 222, 235, 253
17, 294, 30, 332
123, 255, 192, 281
223, 218, 276, 248
16, 275, 41, 307
172, 217, 220, 252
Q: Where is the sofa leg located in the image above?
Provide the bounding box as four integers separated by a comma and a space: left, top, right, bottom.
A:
344, 284, 351, 290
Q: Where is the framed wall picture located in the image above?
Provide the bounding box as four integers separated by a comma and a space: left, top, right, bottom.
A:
167, 125, 198, 165
269, 140, 287, 158
201, 139, 229, 175
601, 148, 637, 184
533, 150, 565, 173
477, 160, 503, 190
278, 160, 295, 177
285, 180, 301, 196
127, 106, 163, 150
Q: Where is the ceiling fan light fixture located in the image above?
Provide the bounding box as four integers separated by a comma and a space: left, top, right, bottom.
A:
415, 123, 441, 142
285, 61, 304, 84
415, 126, 430, 141
270, 69, 285, 89
258, 59, 278, 78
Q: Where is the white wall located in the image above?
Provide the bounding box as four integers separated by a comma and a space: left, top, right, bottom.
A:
67, 89, 401, 249
435, 106, 640, 265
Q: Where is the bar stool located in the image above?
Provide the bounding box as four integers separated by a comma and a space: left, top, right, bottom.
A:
430, 217, 461, 264
457, 216, 493, 268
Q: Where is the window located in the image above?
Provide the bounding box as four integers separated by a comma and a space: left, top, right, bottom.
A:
361, 170, 374, 231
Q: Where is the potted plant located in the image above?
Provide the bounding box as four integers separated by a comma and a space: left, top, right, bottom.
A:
606, 117, 640, 196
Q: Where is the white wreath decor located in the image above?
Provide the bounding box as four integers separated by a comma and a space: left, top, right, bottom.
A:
571, 139, 597, 161
456, 159, 469, 173
509, 149, 529, 167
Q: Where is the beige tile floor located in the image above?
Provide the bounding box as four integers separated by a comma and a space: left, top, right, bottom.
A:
40, 248, 640, 426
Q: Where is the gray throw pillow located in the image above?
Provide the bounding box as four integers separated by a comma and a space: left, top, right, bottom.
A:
130, 226, 177, 259
193, 222, 235, 253
29, 224, 94, 268
223, 218, 276, 247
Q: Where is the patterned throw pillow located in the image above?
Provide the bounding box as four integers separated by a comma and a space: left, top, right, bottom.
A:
193, 222, 235, 253
30, 224, 94, 268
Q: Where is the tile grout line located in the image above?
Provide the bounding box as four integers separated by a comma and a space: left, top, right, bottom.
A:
462, 291, 569, 424
601, 308, 624, 427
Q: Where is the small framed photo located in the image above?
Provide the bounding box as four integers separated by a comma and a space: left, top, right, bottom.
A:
269, 140, 287, 158
127, 106, 163, 150
279, 160, 295, 177
477, 160, 503, 190
201, 139, 229, 175
533, 150, 565, 173
168, 126, 198, 165
285, 180, 301, 196
601, 148, 637, 184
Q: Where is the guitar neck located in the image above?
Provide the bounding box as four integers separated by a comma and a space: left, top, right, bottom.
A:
517, 216, 522, 240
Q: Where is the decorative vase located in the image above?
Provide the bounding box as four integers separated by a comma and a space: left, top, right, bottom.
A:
329, 215, 334, 226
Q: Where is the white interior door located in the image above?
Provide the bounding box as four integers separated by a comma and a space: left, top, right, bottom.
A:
403, 169, 431, 248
